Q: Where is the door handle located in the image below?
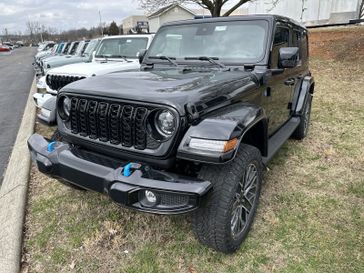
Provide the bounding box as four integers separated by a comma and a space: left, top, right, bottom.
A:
284, 78, 296, 86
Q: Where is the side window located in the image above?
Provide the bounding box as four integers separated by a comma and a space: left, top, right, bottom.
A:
274, 27, 289, 46
271, 26, 289, 68
292, 30, 302, 61
301, 31, 309, 61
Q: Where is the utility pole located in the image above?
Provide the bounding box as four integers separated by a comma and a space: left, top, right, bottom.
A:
38, 27, 43, 43
5, 28, 8, 41
99, 10, 103, 36
300, 0, 307, 22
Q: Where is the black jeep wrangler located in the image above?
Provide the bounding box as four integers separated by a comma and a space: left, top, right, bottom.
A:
28, 15, 314, 253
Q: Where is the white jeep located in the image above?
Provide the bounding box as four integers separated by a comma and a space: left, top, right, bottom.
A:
34, 34, 154, 125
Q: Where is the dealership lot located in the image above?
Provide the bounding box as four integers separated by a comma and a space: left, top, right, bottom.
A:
0, 47, 36, 184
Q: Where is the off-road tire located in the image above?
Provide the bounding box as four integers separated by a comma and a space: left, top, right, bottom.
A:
292, 95, 312, 140
192, 144, 263, 253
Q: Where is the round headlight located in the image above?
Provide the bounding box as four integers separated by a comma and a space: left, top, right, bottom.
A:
155, 110, 176, 136
59, 96, 71, 120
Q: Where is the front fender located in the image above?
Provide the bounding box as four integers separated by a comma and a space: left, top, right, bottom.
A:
177, 103, 266, 164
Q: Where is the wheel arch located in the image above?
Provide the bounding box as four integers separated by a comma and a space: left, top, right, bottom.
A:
177, 103, 268, 163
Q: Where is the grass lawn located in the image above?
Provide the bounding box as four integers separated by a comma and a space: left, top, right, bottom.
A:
22, 26, 364, 273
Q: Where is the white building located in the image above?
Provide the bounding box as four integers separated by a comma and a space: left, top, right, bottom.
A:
246, 0, 362, 26
148, 4, 196, 33
122, 15, 148, 34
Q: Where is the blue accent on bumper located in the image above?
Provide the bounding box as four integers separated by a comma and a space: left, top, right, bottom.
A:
123, 163, 132, 177
47, 141, 57, 152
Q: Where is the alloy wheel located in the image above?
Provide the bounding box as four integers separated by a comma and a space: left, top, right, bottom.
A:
231, 163, 258, 238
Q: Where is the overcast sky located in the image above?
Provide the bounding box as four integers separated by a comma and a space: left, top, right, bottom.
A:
0, 0, 144, 34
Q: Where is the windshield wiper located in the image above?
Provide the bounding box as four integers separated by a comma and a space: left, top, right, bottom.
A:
108, 55, 128, 61
95, 55, 129, 61
184, 56, 226, 69
149, 56, 179, 67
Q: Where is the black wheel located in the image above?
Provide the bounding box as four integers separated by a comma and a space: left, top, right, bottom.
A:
192, 144, 263, 253
292, 95, 312, 140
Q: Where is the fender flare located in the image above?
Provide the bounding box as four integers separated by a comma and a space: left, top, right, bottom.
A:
177, 103, 267, 164
293, 76, 314, 115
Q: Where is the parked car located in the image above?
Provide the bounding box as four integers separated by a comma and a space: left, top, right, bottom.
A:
28, 15, 314, 253
0, 44, 11, 54
41, 40, 96, 73
36, 39, 100, 89
3, 42, 14, 50
33, 43, 59, 71
37, 41, 55, 52
34, 42, 75, 76
33, 34, 154, 125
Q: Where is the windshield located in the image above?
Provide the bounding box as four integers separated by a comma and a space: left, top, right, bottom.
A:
63, 43, 70, 53
69, 42, 79, 55
57, 43, 64, 54
95, 37, 148, 59
83, 39, 99, 56
147, 20, 268, 64
75, 41, 85, 55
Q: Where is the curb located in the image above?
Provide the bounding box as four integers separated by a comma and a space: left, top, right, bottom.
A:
0, 76, 37, 273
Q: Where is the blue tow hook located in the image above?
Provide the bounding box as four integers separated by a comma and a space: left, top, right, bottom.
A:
123, 163, 142, 177
47, 141, 57, 152
123, 163, 133, 177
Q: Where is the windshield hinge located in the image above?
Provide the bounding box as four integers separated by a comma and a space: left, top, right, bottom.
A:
185, 103, 199, 121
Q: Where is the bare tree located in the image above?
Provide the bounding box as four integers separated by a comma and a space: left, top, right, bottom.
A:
25, 20, 41, 42
139, 0, 256, 17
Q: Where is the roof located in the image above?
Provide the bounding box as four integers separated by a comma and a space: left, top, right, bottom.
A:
161, 14, 307, 30
147, 4, 196, 19
100, 34, 154, 41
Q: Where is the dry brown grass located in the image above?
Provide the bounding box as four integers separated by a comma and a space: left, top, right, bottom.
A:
22, 26, 364, 273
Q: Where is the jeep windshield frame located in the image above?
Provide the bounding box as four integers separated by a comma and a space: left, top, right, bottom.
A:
95, 37, 148, 59
145, 19, 270, 67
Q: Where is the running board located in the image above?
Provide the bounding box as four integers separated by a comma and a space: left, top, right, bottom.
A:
262, 117, 300, 164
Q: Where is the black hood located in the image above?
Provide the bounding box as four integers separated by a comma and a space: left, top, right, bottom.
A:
62, 68, 259, 116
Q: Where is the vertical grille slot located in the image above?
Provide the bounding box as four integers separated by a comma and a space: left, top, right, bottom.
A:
121, 105, 134, 147
97, 102, 109, 142
87, 101, 98, 139
70, 98, 79, 133
134, 107, 148, 150
78, 99, 88, 136
65, 96, 163, 150
109, 104, 122, 144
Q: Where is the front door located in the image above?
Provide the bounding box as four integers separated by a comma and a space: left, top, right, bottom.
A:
264, 24, 295, 135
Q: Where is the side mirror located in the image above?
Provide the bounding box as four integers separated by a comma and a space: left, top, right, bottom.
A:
279, 47, 299, 68
138, 49, 147, 64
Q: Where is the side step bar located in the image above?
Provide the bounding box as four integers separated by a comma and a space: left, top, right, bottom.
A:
262, 117, 300, 164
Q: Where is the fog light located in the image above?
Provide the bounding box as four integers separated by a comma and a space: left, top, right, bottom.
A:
139, 190, 160, 207
145, 190, 157, 203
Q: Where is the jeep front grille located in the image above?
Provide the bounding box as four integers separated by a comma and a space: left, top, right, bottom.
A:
46, 74, 85, 91
68, 97, 159, 150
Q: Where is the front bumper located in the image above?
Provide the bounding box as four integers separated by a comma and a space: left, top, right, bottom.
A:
33, 93, 57, 125
28, 134, 212, 214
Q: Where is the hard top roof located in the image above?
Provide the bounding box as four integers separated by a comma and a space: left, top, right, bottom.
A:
162, 14, 307, 30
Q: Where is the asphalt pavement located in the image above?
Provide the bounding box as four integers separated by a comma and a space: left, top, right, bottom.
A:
0, 47, 36, 185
